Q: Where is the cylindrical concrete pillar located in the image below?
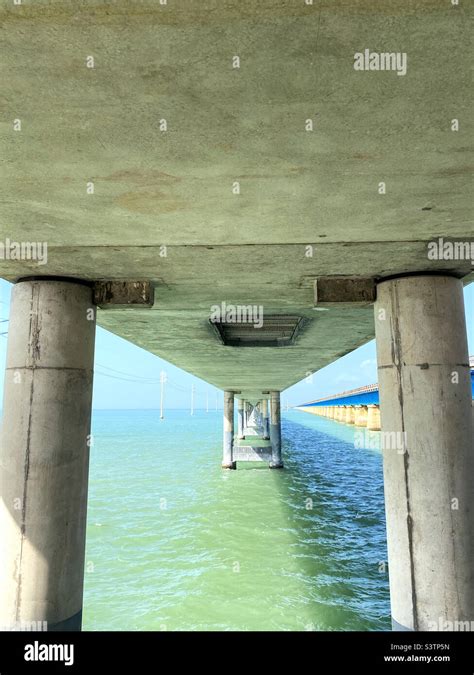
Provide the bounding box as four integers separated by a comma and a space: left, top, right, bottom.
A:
222, 391, 236, 469
375, 274, 474, 631
327, 407, 335, 419
0, 279, 96, 631
345, 407, 355, 424
269, 391, 283, 469
244, 401, 251, 431
366, 405, 381, 431
262, 398, 270, 439
354, 406, 368, 427
237, 398, 245, 439
335, 406, 344, 422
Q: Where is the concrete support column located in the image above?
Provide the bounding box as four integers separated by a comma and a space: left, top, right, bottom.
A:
345, 407, 355, 424
375, 274, 474, 631
0, 279, 96, 631
328, 407, 335, 419
244, 401, 251, 430
269, 391, 283, 469
366, 405, 381, 431
354, 405, 368, 427
237, 398, 245, 439
336, 406, 344, 422
222, 391, 236, 469
261, 398, 270, 439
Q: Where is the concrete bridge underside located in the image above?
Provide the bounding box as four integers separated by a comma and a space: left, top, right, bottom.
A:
1, 0, 473, 636
0, 0, 472, 400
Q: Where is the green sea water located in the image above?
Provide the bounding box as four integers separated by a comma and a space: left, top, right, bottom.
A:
83, 410, 390, 631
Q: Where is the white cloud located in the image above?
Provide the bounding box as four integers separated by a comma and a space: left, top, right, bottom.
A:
335, 373, 358, 384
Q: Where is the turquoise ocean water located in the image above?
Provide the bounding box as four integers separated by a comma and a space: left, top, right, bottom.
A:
83, 410, 390, 631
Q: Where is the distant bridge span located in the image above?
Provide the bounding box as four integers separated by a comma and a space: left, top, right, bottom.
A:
297, 366, 474, 409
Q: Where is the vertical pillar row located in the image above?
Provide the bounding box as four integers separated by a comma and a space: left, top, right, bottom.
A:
269, 391, 283, 469
0, 279, 96, 631
375, 274, 474, 631
222, 391, 236, 470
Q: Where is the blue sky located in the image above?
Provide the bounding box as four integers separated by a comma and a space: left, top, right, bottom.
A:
0, 279, 472, 410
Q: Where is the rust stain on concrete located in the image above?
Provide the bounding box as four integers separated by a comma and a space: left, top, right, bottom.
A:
101, 169, 182, 185
116, 189, 187, 214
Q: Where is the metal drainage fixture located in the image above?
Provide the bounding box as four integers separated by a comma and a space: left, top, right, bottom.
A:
210, 315, 308, 347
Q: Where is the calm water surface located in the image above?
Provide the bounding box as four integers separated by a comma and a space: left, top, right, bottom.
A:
83, 410, 390, 631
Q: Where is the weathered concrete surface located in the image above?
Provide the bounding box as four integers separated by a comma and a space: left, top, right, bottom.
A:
345, 407, 355, 424
222, 390, 235, 469
0, 280, 96, 630
0, 1, 472, 397
315, 277, 376, 306
269, 391, 283, 469
237, 398, 245, 439
261, 398, 270, 439
366, 405, 381, 431
375, 275, 474, 631
355, 406, 368, 427
93, 281, 154, 308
